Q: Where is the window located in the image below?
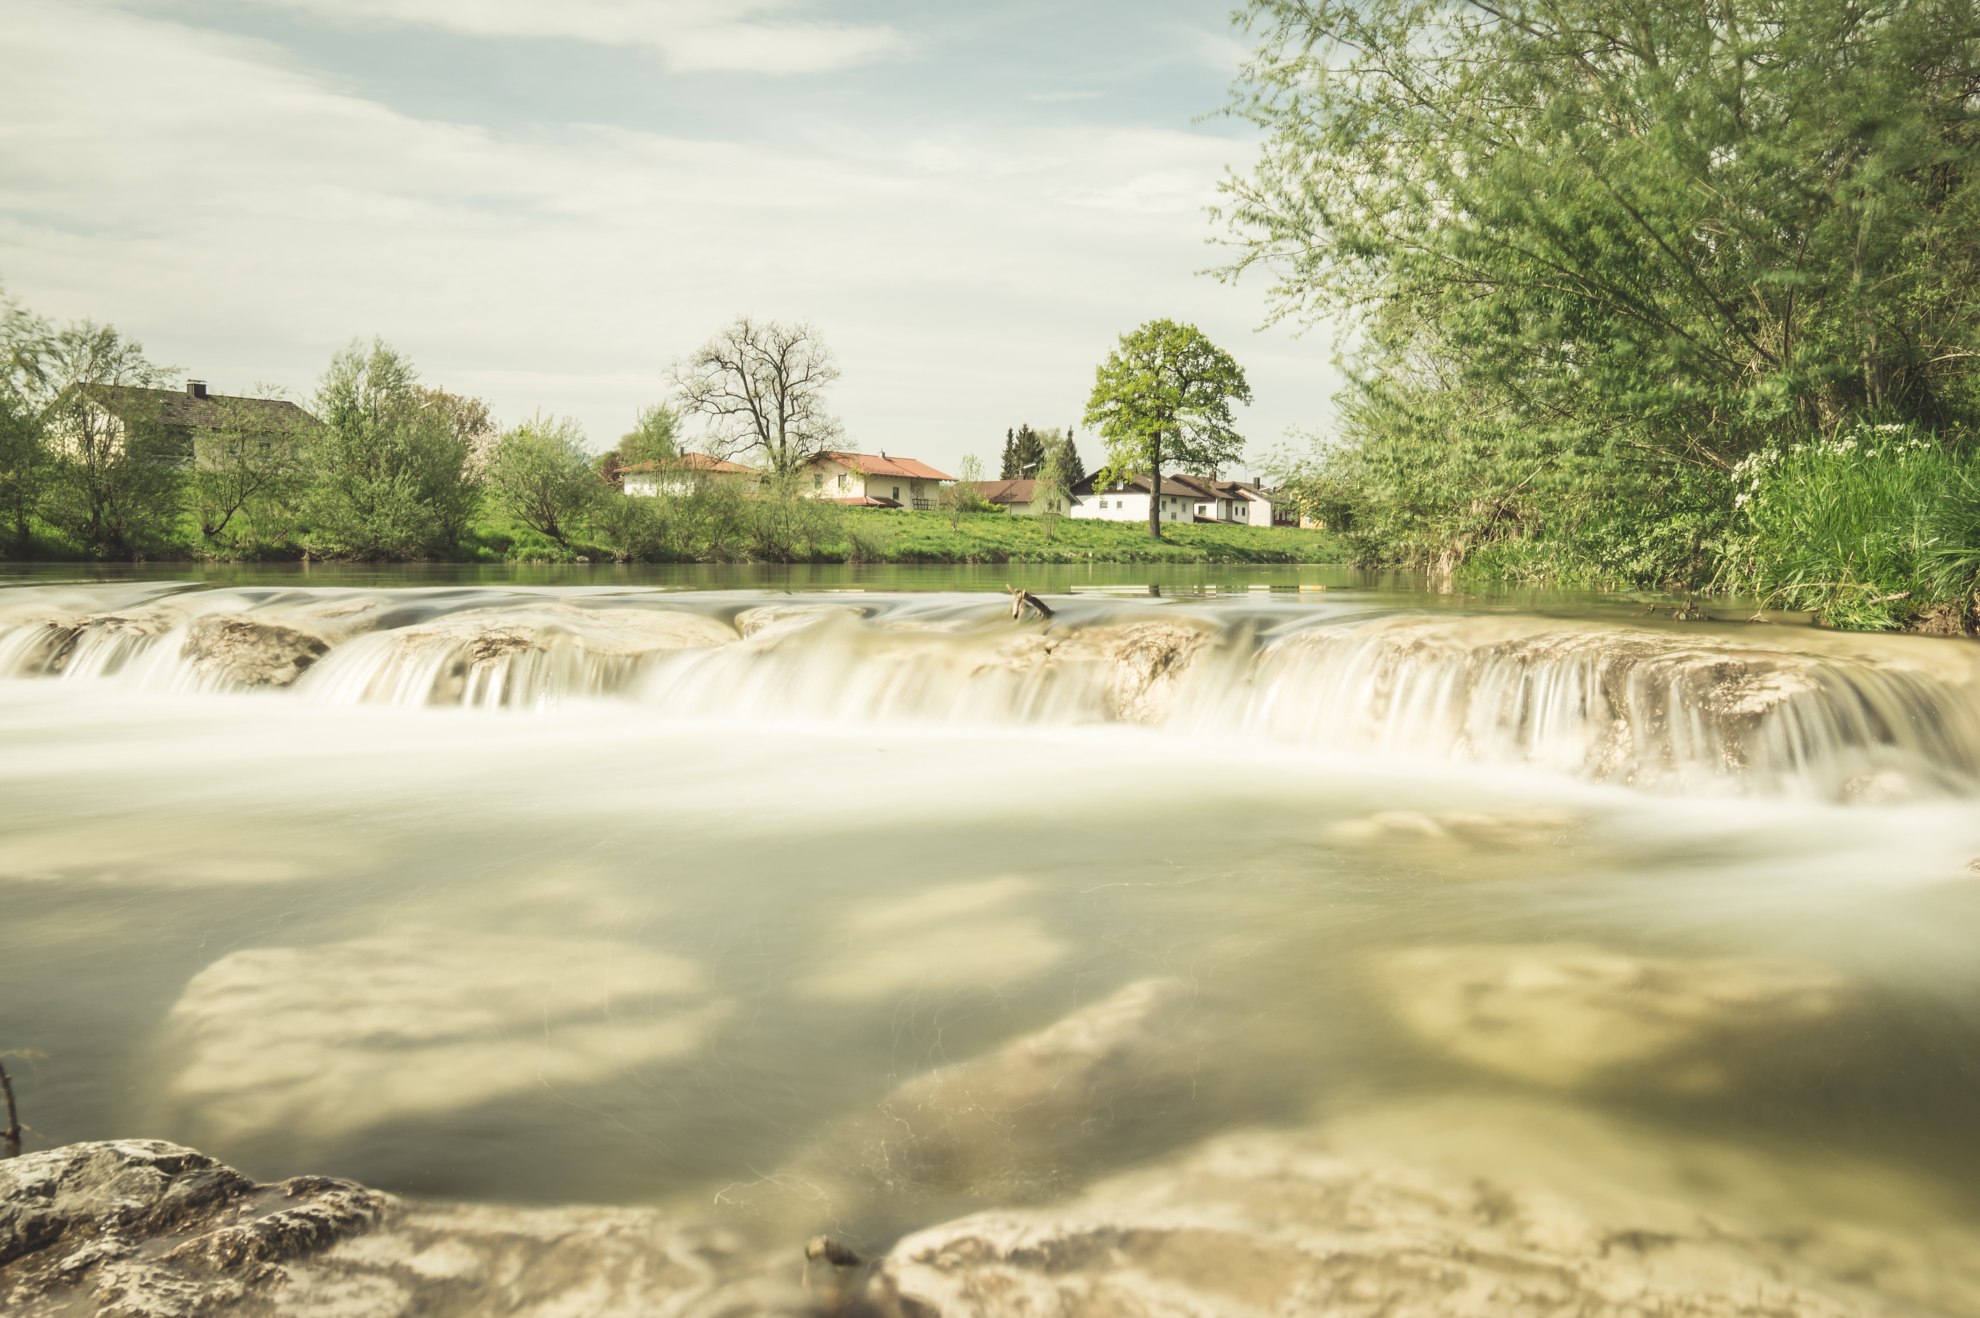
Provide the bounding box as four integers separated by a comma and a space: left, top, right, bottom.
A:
892, 486, 901, 500
813, 474, 823, 489
837, 473, 848, 491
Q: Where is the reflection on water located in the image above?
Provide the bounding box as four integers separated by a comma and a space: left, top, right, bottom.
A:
3, 572, 1980, 1308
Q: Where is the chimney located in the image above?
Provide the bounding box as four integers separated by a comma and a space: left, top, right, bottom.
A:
186, 380, 208, 399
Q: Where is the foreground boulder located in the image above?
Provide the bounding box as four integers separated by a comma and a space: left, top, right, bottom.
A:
870, 1098, 1980, 1318
0, 1141, 805, 1318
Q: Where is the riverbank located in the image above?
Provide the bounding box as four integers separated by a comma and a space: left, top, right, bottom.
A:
2, 508, 1344, 568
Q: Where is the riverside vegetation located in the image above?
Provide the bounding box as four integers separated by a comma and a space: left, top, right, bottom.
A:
1228, 0, 1980, 632
0, 300, 1336, 568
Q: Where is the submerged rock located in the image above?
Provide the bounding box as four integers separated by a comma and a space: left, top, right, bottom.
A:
869, 1096, 1980, 1318
729, 978, 1217, 1237
1375, 943, 1843, 1090
796, 876, 1070, 1003
179, 615, 331, 688
158, 933, 730, 1144
734, 603, 869, 639
0, 1141, 804, 1318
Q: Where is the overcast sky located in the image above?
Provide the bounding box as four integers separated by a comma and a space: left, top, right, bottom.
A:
1, 0, 1337, 476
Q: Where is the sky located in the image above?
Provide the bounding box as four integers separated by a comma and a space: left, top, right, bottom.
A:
0, 0, 1339, 477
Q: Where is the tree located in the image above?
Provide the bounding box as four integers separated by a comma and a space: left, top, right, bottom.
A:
487, 414, 597, 547
301, 339, 481, 559
187, 390, 312, 544
1000, 428, 1017, 479
38, 323, 183, 558
942, 452, 993, 528
667, 317, 843, 477
0, 290, 51, 555
1083, 320, 1253, 539
1215, 0, 1980, 578
617, 404, 679, 471
1036, 436, 1072, 539
1057, 427, 1087, 488
1006, 425, 1046, 478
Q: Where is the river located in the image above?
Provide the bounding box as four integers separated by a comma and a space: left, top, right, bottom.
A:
3, 564, 1980, 1311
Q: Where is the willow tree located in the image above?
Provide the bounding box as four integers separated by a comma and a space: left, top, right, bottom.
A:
1084, 320, 1252, 539
1217, 0, 1980, 574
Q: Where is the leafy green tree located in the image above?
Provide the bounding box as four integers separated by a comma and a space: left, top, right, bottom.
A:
1217, 0, 1980, 578
1001, 424, 1046, 478
187, 390, 312, 545
487, 414, 597, 547
38, 323, 183, 558
942, 452, 995, 528
1083, 320, 1252, 539
1036, 435, 1073, 539
618, 404, 679, 470
301, 339, 481, 559
0, 290, 51, 555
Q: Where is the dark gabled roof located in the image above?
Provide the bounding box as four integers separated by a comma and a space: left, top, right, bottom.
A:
87, 385, 317, 431
1070, 471, 1205, 498
979, 479, 1040, 504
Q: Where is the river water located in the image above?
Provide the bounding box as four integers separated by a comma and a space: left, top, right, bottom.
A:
4, 565, 1980, 1304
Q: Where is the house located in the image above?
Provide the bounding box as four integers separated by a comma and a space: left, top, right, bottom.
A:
621, 452, 759, 496
1169, 474, 1278, 526
799, 451, 953, 509
76, 380, 316, 464
1068, 472, 1206, 525
978, 478, 1076, 517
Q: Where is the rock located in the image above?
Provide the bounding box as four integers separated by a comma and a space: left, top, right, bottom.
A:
1074, 622, 1212, 723
734, 603, 868, 639
1903, 601, 1977, 637
0, 1139, 386, 1317
1331, 806, 1578, 851
796, 876, 1070, 1003
158, 933, 730, 1145
1375, 943, 1842, 1090
302, 605, 737, 705
868, 1098, 1980, 1318
728, 979, 1217, 1237
0, 1141, 806, 1318
6, 608, 187, 678
179, 615, 332, 688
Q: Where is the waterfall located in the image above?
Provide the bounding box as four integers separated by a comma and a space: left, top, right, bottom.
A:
3, 586, 1976, 799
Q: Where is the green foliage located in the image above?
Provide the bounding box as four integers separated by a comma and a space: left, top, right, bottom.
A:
874, 510, 1339, 564
1001, 425, 1047, 479
1721, 424, 1980, 628
1085, 320, 1252, 538
186, 392, 311, 547
943, 453, 996, 527
1223, 0, 1980, 599
487, 414, 597, 547
617, 405, 679, 469
300, 339, 480, 559
38, 323, 184, 558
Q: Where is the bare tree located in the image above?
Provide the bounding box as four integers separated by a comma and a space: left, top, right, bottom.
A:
666, 317, 843, 477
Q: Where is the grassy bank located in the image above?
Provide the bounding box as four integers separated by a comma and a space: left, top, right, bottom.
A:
0, 507, 1343, 568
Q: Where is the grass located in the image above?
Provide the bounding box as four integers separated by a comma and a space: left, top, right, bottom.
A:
864, 510, 1342, 564
1721, 425, 1980, 630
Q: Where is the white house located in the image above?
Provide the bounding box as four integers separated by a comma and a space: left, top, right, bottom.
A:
621, 452, 758, 496
1170, 474, 1280, 526
979, 479, 1076, 517
798, 451, 953, 509
1069, 473, 1206, 525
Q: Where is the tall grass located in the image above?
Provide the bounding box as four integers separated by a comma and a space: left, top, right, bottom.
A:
1721, 425, 1980, 629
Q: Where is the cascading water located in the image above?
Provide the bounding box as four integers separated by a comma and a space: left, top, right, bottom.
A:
8, 571, 1980, 1316
2, 582, 1974, 798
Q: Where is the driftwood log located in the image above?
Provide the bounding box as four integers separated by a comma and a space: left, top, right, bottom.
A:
1007, 589, 1055, 622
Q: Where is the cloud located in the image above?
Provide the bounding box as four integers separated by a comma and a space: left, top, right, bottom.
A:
233, 0, 906, 73
0, 0, 1335, 469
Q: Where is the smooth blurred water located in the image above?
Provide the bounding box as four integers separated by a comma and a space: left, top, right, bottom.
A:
3, 567, 1979, 1290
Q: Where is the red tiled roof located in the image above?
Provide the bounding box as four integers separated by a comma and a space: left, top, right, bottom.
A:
810, 451, 954, 482
830, 495, 901, 507
618, 452, 756, 474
